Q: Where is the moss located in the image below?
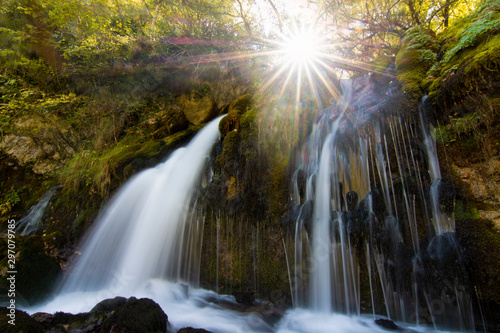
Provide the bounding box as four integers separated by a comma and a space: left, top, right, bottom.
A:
60, 127, 196, 196
395, 27, 438, 101
219, 94, 253, 137
454, 200, 481, 221
426, 0, 500, 115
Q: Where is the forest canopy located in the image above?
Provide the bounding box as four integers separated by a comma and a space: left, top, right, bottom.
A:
0, 0, 482, 74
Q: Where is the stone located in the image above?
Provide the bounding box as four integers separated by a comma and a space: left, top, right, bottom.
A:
100, 297, 168, 333
0, 134, 44, 164
90, 296, 128, 313
177, 94, 216, 126
478, 210, 500, 230
345, 191, 359, 211
233, 291, 255, 305
452, 158, 500, 209
178, 327, 212, 333
375, 318, 400, 330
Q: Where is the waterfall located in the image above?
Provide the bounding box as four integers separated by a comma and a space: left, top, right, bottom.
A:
290, 79, 475, 331
16, 185, 62, 235
60, 116, 224, 293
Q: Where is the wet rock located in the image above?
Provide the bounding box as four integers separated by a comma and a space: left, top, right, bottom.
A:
426, 232, 458, 262
177, 93, 216, 126
233, 291, 255, 306
452, 158, 500, 209
178, 328, 212, 333
478, 210, 500, 230
300, 200, 313, 234
152, 104, 190, 138
29, 297, 168, 332
0, 134, 44, 164
345, 191, 359, 211
375, 318, 400, 330
296, 169, 306, 203
100, 297, 168, 333
90, 296, 128, 313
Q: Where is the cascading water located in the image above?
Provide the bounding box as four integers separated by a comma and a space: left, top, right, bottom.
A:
32, 116, 279, 332
288, 78, 475, 332
16, 185, 62, 235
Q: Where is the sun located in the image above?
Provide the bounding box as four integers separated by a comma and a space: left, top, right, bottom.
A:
255, 24, 341, 108
280, 30, 321, 66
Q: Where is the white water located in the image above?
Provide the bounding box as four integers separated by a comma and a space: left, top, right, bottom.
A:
16, 185, 62, 235
420, 107, 455, 235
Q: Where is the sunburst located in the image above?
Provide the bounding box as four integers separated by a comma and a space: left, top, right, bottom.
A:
254, 22, 344, 109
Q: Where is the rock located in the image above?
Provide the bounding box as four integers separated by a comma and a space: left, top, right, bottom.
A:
178, 328, 212, 333
345, 191, 359, 211
177, 93, 216, 126
233, 291, 255, 306
375, 318, 400, 330
31, 312, 54, 328
100, 297, 168, 333
31, 297, 168, 332
0, 245, 61, 305
478, 210, 500, 230
452, 158, 500, 209
0, 307, 44, 333
0, 135, 44, 164
152, 105, 190, 139
90, 296, 128, 313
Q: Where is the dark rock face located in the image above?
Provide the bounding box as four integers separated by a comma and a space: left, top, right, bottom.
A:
0, 236, 61, 306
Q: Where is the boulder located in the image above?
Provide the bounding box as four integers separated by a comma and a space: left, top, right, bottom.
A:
100, 297, 168, 333
375, 318, 400, 330
30, 297, 168, 332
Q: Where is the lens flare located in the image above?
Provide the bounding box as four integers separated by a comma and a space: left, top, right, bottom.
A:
280, 31, 320, 65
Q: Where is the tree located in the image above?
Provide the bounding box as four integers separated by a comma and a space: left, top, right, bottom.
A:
315, 0, 480, 61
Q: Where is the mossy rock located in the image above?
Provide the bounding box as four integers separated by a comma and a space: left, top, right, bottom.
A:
426, 1, 500, 119
219, 94, 253, 137
395, 27, 438, 101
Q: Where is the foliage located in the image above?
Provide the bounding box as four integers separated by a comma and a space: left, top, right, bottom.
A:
318, 0, 479, 61
395, 27, 438, 100
0, 186, 24, 215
